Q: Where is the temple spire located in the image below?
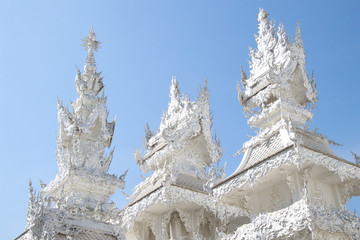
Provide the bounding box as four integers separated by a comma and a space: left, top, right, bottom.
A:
249, 8, 277, 75
295, 22, 303, 47
42, 28, 125, 207
75, 27, 104, 97
197, 77, 209, 103
82, 27, 99, 75
82, 26, 101, 52
239, 9, 317, 130
256, 9, 276, 48
168, 76, 180, 112
170, 76, 180, 101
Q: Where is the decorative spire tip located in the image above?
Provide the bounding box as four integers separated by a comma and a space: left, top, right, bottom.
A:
82, 27, 101, 51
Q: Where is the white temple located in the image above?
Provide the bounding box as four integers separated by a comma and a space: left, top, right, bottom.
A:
16, 9, 360, 240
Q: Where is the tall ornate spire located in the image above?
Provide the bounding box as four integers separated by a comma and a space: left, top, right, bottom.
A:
168, 76, 181, 113
249, 8, 277, 75
42, 27, 125, 207
234, 8, 324, 175
134, 77, 222, 175
238, 8, 317, 130
128, 78, 223, 237
20, 28, 126, 240
295, 22, 304, 48
75, 27, 103, 97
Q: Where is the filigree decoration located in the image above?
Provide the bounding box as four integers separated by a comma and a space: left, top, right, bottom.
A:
21, 28, 125, 240
20, 9, 360, 240
54, 28, 118, 177
134, 77, 222, 174
214, 147, 360, 200
25, 180, 122, 240
122, 185, 217, 234
238, 9, 317, 130
225, 199, 360, 240
81, 26, 100, 51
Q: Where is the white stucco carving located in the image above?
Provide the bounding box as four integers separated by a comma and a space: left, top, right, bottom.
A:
18, 8, 360, 240
134, 77, 222, 175
123, 77, 226, 240
213, 8, 360, 240
19, 28, 126, 240
225, 199, 360, 240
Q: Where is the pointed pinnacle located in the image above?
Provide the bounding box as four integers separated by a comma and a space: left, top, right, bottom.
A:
258, 8, 268, 22
237, 80, 241, 91
82, 27, 101, 51
203, 77, 208, 92
295, 22, 303, 46
75, 65, 80, 73
56, 97, 62, 108
296, 21, 301, 33
170, 76, 180, 100
241, 65, 247, 87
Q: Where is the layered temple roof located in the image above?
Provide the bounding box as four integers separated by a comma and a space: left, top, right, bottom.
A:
134, 77, 222, 176
57, 27, 115, 175
122, 78, 225, 238
237, 9, 317, 130
42, 28, 125, 205
21, 29, 126, 240
18, 9, 360, 240
211, 9, 360, 239
232, 8, 327, 174
129, 77, 223, 201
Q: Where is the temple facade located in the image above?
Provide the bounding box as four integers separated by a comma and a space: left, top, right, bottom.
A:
16, 9, 360, 240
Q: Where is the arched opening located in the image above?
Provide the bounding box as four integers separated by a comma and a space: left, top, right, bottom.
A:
167, 212, 190, 240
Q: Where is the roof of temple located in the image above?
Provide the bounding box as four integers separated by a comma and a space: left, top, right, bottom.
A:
134, 77, 222, 174
212, 9, 360, 192
237, 9, 317, 130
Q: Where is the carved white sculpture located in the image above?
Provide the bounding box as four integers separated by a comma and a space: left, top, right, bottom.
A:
17, 8, 360, 240
237, 9, 317, 130
134, 77, 222, 175
214, 8, 360, 240
123, 78, 224, 240
18, 28, 126, 240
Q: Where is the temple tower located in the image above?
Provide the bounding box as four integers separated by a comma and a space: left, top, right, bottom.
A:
123, 77, 223, 240
17, 28, 126, 240
213, 9, 360, 239
16, 9, 360, 240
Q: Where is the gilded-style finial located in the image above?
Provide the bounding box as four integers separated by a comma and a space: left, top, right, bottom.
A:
257, 8, 268, 22
82, 26, 101, 51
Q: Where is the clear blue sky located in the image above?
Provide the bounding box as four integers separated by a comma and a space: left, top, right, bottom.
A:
0, 1, 359, 239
